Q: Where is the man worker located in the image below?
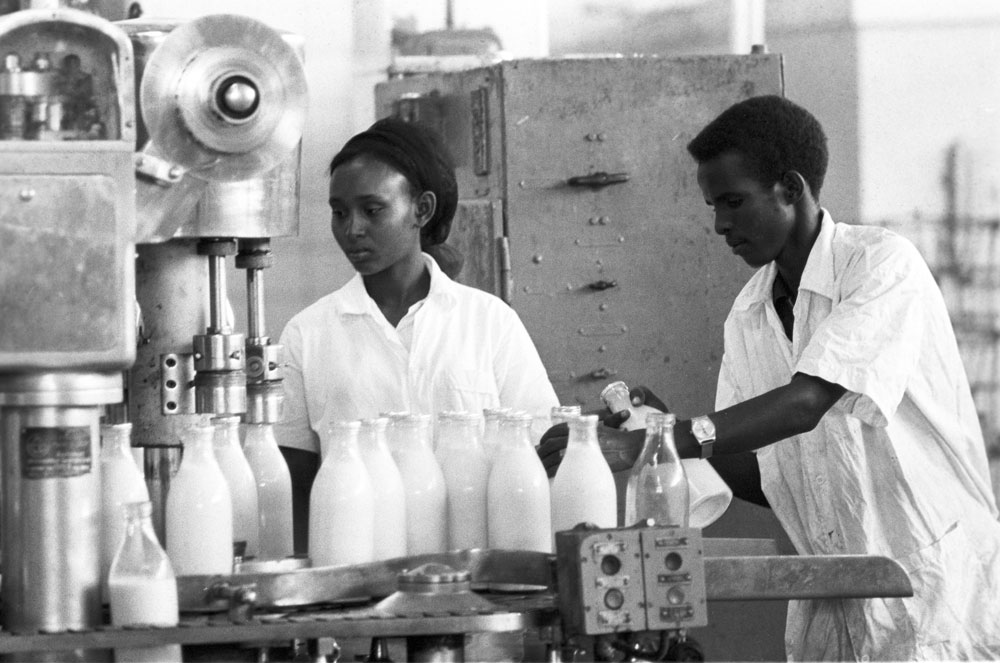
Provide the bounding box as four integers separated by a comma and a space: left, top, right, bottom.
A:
539, 95, 1000, 661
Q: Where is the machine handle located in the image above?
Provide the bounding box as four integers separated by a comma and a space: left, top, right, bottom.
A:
589, 368, 617, 380
586, 279, 618, 291
567, 171, 630, 188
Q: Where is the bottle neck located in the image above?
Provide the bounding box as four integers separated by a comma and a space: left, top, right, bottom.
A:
184, 424, 216, 461
436, 416, 482, 452
328, 423, 361, 459
567, 415, 600, 450
101, 424, 133, 459
498, 418, 533, 450
642, 420, 680, 462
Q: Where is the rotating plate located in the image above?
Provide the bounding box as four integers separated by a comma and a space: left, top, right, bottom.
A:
139, 14, 307, 182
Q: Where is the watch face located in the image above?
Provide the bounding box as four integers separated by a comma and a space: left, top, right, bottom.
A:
693, 417, 715, 440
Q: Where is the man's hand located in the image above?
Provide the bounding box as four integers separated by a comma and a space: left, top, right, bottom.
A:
538, 420, 645, 477
629, 385, 669, 413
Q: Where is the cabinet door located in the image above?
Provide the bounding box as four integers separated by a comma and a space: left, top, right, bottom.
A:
500, 56, 783, 412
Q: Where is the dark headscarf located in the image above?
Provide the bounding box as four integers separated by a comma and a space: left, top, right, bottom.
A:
329, 117, 459, 247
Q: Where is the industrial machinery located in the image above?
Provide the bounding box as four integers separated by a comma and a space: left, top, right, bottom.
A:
0, 7, 914, 662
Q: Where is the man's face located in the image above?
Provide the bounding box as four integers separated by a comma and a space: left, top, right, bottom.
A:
696, 152, 795, 268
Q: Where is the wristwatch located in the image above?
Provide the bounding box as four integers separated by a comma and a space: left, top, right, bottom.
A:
690, 415, 716, 459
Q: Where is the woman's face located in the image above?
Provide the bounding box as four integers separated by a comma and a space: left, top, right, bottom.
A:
328, 154, 425, 276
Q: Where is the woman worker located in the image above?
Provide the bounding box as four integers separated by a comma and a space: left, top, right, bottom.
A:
275, 117, 560, 553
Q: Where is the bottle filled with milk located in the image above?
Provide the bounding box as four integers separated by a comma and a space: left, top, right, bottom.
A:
310, 420, 374, 566
243, 421, 294, 560
108, 500, 182, 663
100, 422, 149, 600
165, 421, 234, 575
357, 417, 407, 560
480, 407, 511, 465
211, 415, 260, 560
436, 411, 490, 550
389, 414, 448, 555
487, 412, 551, 553
551, 414, 617, 536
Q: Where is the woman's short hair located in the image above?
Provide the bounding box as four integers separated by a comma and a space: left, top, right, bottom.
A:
329, 117, 459, 246
686, 95, 828, 198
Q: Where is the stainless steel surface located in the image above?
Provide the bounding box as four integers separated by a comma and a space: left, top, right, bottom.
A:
705, 555, 913, 601
137, 14, 307, 183
0, 602, 554, 654
176, 546, 911, 614
0, 395, 103, 634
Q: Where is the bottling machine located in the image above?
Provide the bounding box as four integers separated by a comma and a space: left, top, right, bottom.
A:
0, 7, 914, 662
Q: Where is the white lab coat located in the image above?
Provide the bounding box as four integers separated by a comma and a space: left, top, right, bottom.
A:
276, 253, 560, 456
717, 211, 1000, 661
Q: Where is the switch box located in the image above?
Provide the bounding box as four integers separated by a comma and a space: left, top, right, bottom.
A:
555, 525, 707, 636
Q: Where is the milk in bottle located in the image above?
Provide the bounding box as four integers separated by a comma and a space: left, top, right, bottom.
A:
389, 414, 448, 554
551, 414, 617, 536
212, 415, 260, 560
480, 407, 511, 465
243, 421, 294, 560
100, 423, 149, 598
357, 417, 407, 560
487, 412, 551, 553
165, 422, 234, 575
310, 420, 375, 566
436, 411, 490, 550
108, 501, 181, 663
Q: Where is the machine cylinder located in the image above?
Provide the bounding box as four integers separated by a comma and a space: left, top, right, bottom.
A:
0, 372, 118, 642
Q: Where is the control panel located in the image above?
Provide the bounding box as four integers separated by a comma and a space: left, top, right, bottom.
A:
555, 524, 707, 636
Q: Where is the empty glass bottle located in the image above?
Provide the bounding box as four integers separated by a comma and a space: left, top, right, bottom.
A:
625, 412, 689, 527
100, 423, 149, 600
212, 415, 260, 560
108, 500, 182, 663
550, 404, 582, 425
243, 421, 294, 560
309, 420, 375, 567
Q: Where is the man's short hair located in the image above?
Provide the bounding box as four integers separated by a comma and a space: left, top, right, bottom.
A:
687, 95, 829, 198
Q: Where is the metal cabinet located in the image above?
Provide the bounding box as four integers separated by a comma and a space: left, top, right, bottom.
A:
376, 55, 782, 413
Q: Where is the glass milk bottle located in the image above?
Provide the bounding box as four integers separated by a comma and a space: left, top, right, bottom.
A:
212, 415, 260, 561
357, 417, 407, 560
480, 407, 511, 465
436, 411, 490, 550
600, 381, 662, 430
380, 411, 411, 467
550, 405, 582, 426
309, 420, 375, 566
243, 421, 294, 560
625, 412, 690, 527
487, 412, 552, 553
166, 422, 234, 575
108, 501, 182, 663
551, 414, 617, 536
603, 380, 732, 528
390, 414, 448, 554
100, 423, 150, 599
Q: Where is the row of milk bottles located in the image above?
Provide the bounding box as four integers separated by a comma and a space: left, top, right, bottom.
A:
310, 409, 558, 564
99, 418, 295, 662
307, 392, 705, 567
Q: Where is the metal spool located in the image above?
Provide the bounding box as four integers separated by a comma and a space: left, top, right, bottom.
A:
138, 13, 307, 182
